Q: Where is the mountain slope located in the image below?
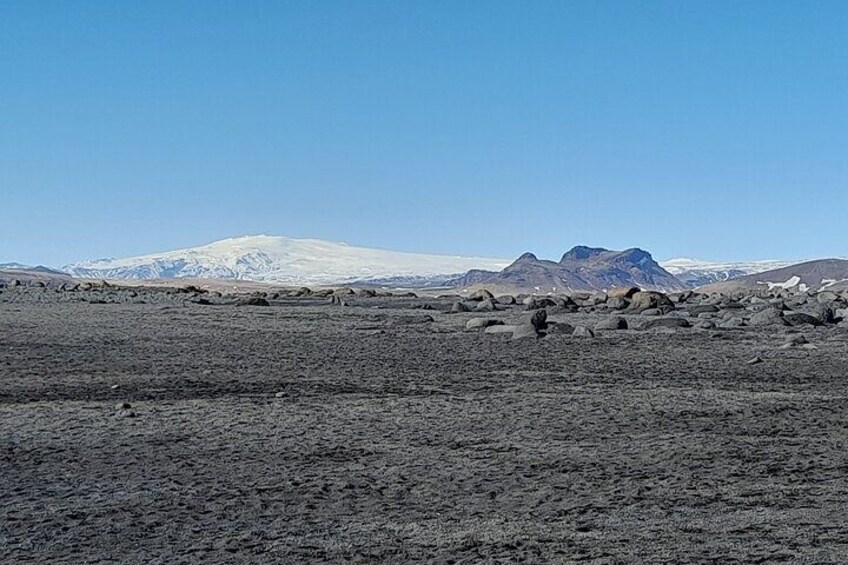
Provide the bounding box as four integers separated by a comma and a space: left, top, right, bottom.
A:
63, 235, 511, 286
698, 259, 848, 293
450, 246, 686, 293
661, 258, 796, 287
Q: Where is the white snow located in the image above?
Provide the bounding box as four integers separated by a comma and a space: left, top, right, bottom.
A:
661, 258, 795, 276
761, 275, 802, 291
64, 235, 511, 285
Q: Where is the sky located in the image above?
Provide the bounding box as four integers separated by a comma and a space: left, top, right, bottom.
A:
2, 1, 847, 267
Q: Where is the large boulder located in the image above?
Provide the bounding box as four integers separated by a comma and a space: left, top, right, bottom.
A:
451, 301, 471, 313
511, 324, 541, 340
519, 309, 548, 331
475, 298, 499, 312
784, 312, 823, 327
628, 291, 675, 314
470, 289, 495, 301
748, 308, 788, 327
525, 297, 558, 310
610, 287, 640, 299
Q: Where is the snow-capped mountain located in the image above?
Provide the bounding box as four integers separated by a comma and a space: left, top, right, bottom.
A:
660, 258, 797, 288
63, 235, 512, 286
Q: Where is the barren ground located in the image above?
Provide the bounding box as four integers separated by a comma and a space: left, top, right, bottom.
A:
2, 288, 848, 563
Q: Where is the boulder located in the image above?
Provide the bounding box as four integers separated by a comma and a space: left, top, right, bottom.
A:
572, 326, 596, 338
606, 297, 629, 310
475, 298, 499, 312
451, 301, 471, 313
470, 289, 495, 301
610, 287, 640, 299
496, 295, 516, 305
519, 309, 548, 331
628, 291, 675, 314
511, 324, 541, 340
718, 318, 746, 329
546, 322, 575, 334
594, 316, 628, 331
640, 317, 691, 330
466, 318, 503, 331
525, 297, 558, 310
484, 324, 517, 334
784, 312, 823, 327
236, 297, 270, 307
748, 308, 788, 327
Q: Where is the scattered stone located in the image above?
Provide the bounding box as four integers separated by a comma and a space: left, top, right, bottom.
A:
466, 318, 503, 330
511, 324, 541, 340
545, 322, 575, 334
687, 304, 719, 315
719, 317, 746, 329
519, 309, 548, 331
747, 356, 764, 365
748, 308, 788, 327
274, 391, 286, 398
781, 335, 811, 349
390, 315, 434, 326
470, 289, 495, 301
451, 301, 471, 313
606, 297, 629, 310
525, 297, 557, 310
237, 297, 270, 307
609, 287, 640, 299
572, 326, 596, 338
628, 291, 674, 314
475, 298, 498, 312
484, 325, 517, 334
640, 317, 691, 330
784, 312, 823, 327
594, 317, 628, 331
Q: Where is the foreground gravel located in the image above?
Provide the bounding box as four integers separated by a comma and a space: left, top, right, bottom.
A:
2, 288, 848, 563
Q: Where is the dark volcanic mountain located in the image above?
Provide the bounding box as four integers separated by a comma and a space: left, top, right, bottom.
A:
698, 259, 848, 293
450, 245, 686, 293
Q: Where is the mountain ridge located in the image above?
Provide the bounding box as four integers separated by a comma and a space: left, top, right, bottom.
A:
449, 246, 686, 293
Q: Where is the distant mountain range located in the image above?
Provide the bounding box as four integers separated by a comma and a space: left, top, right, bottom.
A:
450, 246, 686, 293
660, 258, 796, 287
699, 259, 848, 294
2, 235, 829, 291
63, 235, 511, 286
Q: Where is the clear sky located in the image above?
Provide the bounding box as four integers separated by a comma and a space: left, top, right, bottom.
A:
2, 1, 847, 267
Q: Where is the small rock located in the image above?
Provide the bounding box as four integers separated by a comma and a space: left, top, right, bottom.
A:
594, 317, 627, 331
572, 326, 595, 338
747, 356, 764, 365
466, 318, 503, 330
511, 324, 541, 340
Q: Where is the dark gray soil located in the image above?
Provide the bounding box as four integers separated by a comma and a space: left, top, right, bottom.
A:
3, 287, 848, 563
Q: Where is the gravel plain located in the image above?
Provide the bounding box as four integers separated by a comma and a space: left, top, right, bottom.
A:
2, 286, 848, 563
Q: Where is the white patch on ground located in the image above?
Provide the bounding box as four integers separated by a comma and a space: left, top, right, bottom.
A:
760, 275, 802, 291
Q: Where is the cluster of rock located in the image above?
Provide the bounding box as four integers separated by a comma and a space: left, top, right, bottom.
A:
457, 286, 848, 340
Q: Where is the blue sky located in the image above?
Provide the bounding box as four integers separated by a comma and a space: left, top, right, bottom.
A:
2, 1, 846, 267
